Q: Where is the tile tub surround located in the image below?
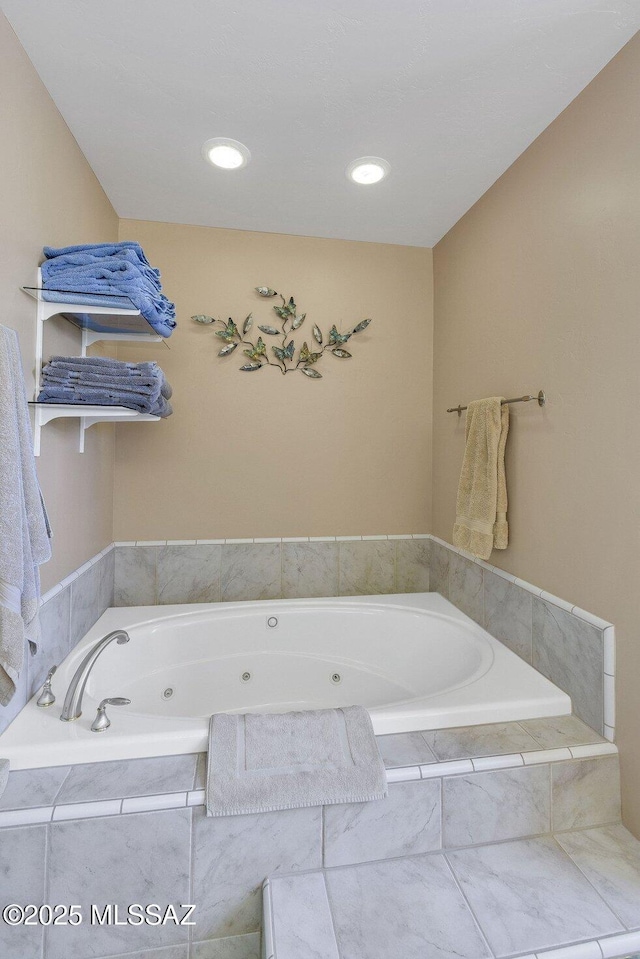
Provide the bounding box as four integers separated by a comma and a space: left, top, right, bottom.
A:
1, 532, 614, 745
111, 534, 615, 740
265, 829, 640, 959
429, 535, 616, 739
0, 720, 623, 959
0, 719, 619, 828
0, 545, 115, 736
114, 536, 431, 606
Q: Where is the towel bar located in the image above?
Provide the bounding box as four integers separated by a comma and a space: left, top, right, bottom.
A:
447, 390, 546, 415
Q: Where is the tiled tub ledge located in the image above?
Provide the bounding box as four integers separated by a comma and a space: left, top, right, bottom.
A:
0, 717, 617, 829
264, 828, 640, 959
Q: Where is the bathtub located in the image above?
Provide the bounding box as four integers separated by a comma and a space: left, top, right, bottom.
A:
0, 593, 570, 769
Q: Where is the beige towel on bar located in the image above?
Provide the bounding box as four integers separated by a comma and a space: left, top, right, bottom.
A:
453, 397, 509, 561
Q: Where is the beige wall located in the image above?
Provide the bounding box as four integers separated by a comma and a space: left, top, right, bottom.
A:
432, 34, 640, 833
113, 220, 433, 540
0, 12, 118, 589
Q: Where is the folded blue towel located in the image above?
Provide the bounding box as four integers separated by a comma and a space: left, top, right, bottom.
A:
43, 370, 171, 401
44, 252, 161, 289
41, 242, 176, 338
37, 385, 172, 418
42, 289, 176, 338
43, 241, 153, 268
48, 355, 159, 373
43, 371, 170, 400
42, 258, 157, 287
42, 357, 172, 400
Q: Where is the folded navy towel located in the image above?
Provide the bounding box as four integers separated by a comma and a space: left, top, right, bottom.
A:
37, 385, 172, 418
43, 371, 171, 400
48, 355, 160, 374
42, 358, 172, 400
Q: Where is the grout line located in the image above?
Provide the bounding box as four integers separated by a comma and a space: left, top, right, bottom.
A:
549, 757, 554, 833
320, 864, 344, 959
551, 834, 630, 934
280, 540, 284, 598
50, 766, 74, 806
321, 804, 326, 867
41, 816, 50, 959
441, 851, 496, 957
187, 804, 195, 946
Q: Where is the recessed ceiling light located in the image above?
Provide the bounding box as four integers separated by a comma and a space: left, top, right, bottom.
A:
346, 156, 390, 185
202, 137, 251, 170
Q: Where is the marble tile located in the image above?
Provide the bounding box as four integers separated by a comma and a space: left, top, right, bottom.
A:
102, 546, 116, 609
557, 825, 640, 930
69, 562, 106, 649
100, 948, 188, 959
376, 732, 437, 768
552, 757, 621, 830
220, 544, 282, 603
46, 808, 191, 959
521, 714, 605, 749
0, 765, 69, 810
430, 541, 451, 598
395, 539, 430, 593
191, 805, 321, 940
448, 836, 623, 957
270, 873, 339, 959
338, 540, 396, 596
56, 755, 198, 804
281, 542, 339, 599
423, 721, 539, 760
326, 854, 491, 959
191, 934, 260, 959
324, 780, 441, 867
483, 570, 533, 662
0, 824, 46, 959
194, 752, 207, 790
443, 765, 550, 846
115, 546, 157, 606
31, 585, 71, 694
532, 597, 604, 732
157, 544, 221, 604
449, 552, 483, 624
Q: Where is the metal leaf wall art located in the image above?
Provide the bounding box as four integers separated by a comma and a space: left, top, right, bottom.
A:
192, 287, 372, 379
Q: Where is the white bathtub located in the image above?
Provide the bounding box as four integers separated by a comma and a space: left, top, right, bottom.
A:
0, 593, 570, 769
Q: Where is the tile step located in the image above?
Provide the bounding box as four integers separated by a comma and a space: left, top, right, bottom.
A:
263, 826, 640, 959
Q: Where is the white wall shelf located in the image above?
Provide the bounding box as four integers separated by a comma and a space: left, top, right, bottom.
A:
23, 270, 162, 347
29, 404, 159, 455
24, 268, 163, 454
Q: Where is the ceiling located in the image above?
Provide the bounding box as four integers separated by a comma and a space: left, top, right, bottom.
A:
3, 0, 639, 247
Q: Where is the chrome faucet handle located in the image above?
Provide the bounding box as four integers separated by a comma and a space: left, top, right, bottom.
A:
90, 697, 131, 733
36, 665, 57, 707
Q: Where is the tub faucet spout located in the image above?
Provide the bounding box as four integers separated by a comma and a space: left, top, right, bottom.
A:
60, 630, 130, 722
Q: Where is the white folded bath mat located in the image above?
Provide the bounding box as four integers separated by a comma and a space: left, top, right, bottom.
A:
206, 705, 388, 816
